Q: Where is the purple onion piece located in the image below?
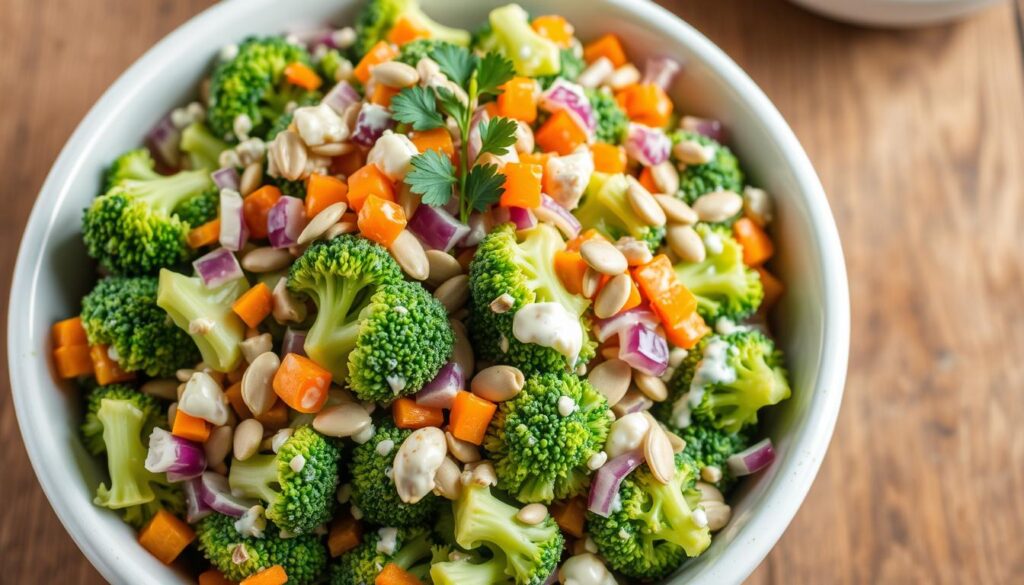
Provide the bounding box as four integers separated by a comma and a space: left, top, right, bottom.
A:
408, 205, 471, 252
626, 123, 671, 167
146, 113, 182, 171
144, 427, 206, 480
493, 206, 537, 231
282, 328, 308, 358
619, 323, 669, 376
588, 449, 645, 516
323, 80, 362, 115
267, 196, 306, 249
416, 362, 464, 409
727, 438, 776, 476
642, 56, 682, 91
198, 471, 256, 517
211, 167, 240, 191
193, 247, 244, 289
541, 79, 596, 135
219, 188, 249, 251
540, 194, 581, 237
183, 477, 213, 524
594, 305, 660, 343
351, 104, 394, 147
680, 115, 726, 143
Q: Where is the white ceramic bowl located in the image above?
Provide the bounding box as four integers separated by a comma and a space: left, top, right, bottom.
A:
789, 0, 1004, 27
8, 1, 849, 583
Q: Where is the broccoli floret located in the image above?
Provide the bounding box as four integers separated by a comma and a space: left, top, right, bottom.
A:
207, 37, 318, 142
395, 38, 457, 67
197, 513, 328, 585
475, 4, 560, 77
664, 331, 791, 434
673, 224, 764, 322
349, 421, 440, 526
288, 236, 453, 402
80, 276, 200, 377
484, 372, 612, 504
270, 175, 308, 198
468, 223, 594, 374
574, 172, 666, 252
228, 426, 340, 535
587, 454, 711, 580
352, 0, 470, 60
537, 48, 585, 89
670, 130, 745, 204
431, 549, 513, 585
180, 121, 229, 171
156, 269, 248, 373
677, 417, 750, 492
586, 88, 628, 144
452, 484, 564, 585
103, 148, 161, 190
173, 186, 220, 227
80, 384, 163, 456
83, 161, 214, 275
317, 48, 348, 82
330, 526, 435, 585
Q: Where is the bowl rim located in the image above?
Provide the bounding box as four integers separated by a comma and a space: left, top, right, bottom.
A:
8, 0, 849, 583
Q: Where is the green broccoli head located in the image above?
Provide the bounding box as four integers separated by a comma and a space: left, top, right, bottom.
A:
453, 484, 564, 585
430, 548, 513, 585
156, 269, 248, 373
330, 526, 435, 585
587, 454, 711, 580
81, 384, 163, 456
207, 37, 317, 142
80, 276, 200, 377
179, 121, 229, 171
586, 88, 628, 144
197, 513, 328, 585
468, 223, 595, 375
83, 164, 214, 275
537, 48, 585, 89
674, 223, 764, 322
288, 236, 453, 402
475, 4, 560, 77
484, 372, 612, 504
395, 38, 458, 67
349, 421, 440, 527
665, 331, 791, 434
103, 148, 161, 190
574, 173, 666, 252
172, 185, 220, 228
352, 0, 470, 60
269, 175, 308, 198
670, 130, 745, 204
677, 416, 750, 492
317, 48, 348, 82
228, 426, 341, 535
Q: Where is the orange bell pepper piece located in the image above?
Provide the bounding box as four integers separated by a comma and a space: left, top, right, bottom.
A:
306, 174, 349, 218
448, 391, 497, 445
500, 162, 543, 208
354, 41, 399, 84
410, 128, 456, 163
664, 311, 711, 350
617, 83, 673, 128
387, 16, 431, 45
285, 62, 322, 91
347, 164, 395, 212
756, 267, 785, 311
52, 316, 87, 347
531, 15, 575, 48
638, 166, 658, 193
554, 250, 588, 295
54, 345, 94, 379
498, 77, 538, 123
632, 255, 699, 328
733, 217, 775, 266
583, 34, 627, 67
357, 195, 407, 247
591, 143, 627, 174
535, 110, 588, 155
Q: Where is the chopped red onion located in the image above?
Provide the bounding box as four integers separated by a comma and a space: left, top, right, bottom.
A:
594, 305, 660, 342
626, 123, 671, 167
416, 362, 464, 409
146, 113, 182, 171
493, 206, 537, 231
211, 167, 240, 191
680, 115, 726, 143
727, 438, 776, 476
460, 213, 487, 247
193, 247, 244, 289
267, 196, 306, 248
588, 449, 644, 517
408, 205, 471, 252
351, 103, 394, 147
540, 194, 581, 237
144, 427, 206, 480
642, 57, 682, 91
219, 189, 249, 251
282, 328, 307, 358
323, 80, 362, 115
541, 79, 596, 135
619, 323, 669, 376
198, 471, 257, 517
183, 477, 213, 524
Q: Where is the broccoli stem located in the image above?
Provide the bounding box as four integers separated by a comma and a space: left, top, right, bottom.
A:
180, 122, 229, 171
133, 169, 214, 215
228, 453, 281, 507
94, 399, 155, 509
642, 475, 708, 556
455, 486, 540, 564
391, 530, 434, 570
304, 276, 377, 379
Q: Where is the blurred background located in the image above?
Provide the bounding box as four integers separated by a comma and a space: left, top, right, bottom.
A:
1, 0, 1022, 582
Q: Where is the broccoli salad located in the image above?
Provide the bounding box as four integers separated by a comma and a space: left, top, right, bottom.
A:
50, 1, 792, 583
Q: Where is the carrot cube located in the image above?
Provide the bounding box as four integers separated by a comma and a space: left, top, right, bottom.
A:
535, 110, 588, 156
187, 219, 221, 249
357, 195, 407, 247
392, 397, 445, 430
330, 148, 366, 178
285, 61, 322, 91
409, 128, 455, 163
273, 353, 331, 413
733, 217, 775, 266
90, 344, 134, 385
617, 83, 673, 128
306, 174, 348, 218
584, 34, 627, 67
172, 410, 211, 443
255, 399, 290, 431
354, 41, 399, 84
54, 345, 94, 379
756, 267, 785, 311
498, 77, 538, 124
387, 16, 431, 46
550, 497, 586, 538
225, 381, 251, 420
375, 564, 422, 585
370, 83, 400, 107
347, 164, 395, 212
232, 283, 273, 329
448, 391, 497, 445
244, 186, 282, 240
198, 569, 234, 585
240, 565, 288, 585
591, 143, 627, 174
632, 255, 698, 327
664, 311, 711, 350
500, 162, 543, 208
138, 509, 195, 564
52, 316, 87, 348
531, 15, 575, 48
554, 250, 588, 296
328, 515, 363, 557
638, 166, 658, 193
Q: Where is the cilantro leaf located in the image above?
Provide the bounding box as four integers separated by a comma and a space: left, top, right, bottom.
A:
476, 51, 517, 97
435, 86, 467, 126
477, 117, 518, 158
463, 163, 506, 213
406, 150, 456, 207
390, 86, 445, 131
431, 44, 476, 87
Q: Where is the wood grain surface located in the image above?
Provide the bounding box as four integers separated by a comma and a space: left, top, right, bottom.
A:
2, 1, 1023, 583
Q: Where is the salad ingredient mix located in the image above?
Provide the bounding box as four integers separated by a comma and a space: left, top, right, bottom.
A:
51, 1, 793, 583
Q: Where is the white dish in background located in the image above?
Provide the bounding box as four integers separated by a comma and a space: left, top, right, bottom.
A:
7, 0, 850, 583
790, 0, 1005, 27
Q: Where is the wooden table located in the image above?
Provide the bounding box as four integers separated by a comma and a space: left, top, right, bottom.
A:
2, 0, 1022, 582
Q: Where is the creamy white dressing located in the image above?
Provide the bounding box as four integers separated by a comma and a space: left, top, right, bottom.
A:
376, 439, 395, 457
376, 527, 399, 555
558, 553, 617, 585
293, 103, 348, 146
367, 130, 419, 181
544, 149, 594, 210
714, 317, 749, 336
512, 302, 584, 364
392, 427, 447, 504
178, 372, 229, 425
233, 505, 266, 538
688, 337, 736, 409
604, 412, 650, 459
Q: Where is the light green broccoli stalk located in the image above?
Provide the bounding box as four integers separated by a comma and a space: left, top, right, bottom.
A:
574, 172, 666, 252
674, 223, 764, 322
197, 513, 328, 585
103, 148, 161, 190
80, 384, 163, 456
179, 121, 229, 171
348, 421, 440, 526
431, 548, 513, 585
351, 0, 471, 60
474, 4, 561, 77
156, 269, 248, 373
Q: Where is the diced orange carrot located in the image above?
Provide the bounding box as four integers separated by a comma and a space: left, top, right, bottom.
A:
370, 83, 400, 107
638, 166, 658, 193
52, 316, 87, 348
225, 381, 252, 420
387, 16, 431, 45
449, 391, 497, 445
565, 228, 603, 252
483, 101, 501, 119
591, 143, 627, 174
198, 569, 234, 585
498, 77, 538, 123
664, 311, 710, 349
273, 353, 331, 413
376, 563, 423, 585
306, 174, 348, 218
328, 515, 363, 557
255, 399, 290, 431
531, 15, 575, 48
90, 344, 134, 385
554, 250, 588, 295
392, 397, 445, 430
500, 162, 543, 208
617, 83, 673, 128
410, 128, 455, 163
240, 565, 288, 585
733, 217, 775, 266
632, 255, 699, 328
519, 151, 551, 168
172, 410, 211, 443
550, 497, 586, 538
583, 34, 627, 67
354, 41, 399, 84
187, 219, 222, 249
331, 148, 367, 178
138, 509, 196, 565
535, 110, 588, 155
285, 62, 323, 91
756, 267, 785, 311
54, 345, 94, 379
621, 277, 642, 312
357, 195, 407, 247
244, 186, 282, 240
348, 164, 395, 212
231, 283, 273, 329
